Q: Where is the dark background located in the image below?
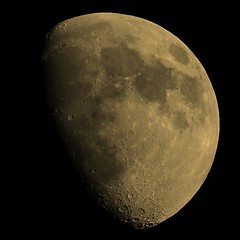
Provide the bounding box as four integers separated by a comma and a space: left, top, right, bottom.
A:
10, 0, 237, 238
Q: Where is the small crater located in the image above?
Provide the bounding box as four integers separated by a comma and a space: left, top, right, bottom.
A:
133, 217, 140, 222
145, 222, 154, 227
118, 208, 123, 213
59, 43, 67, 48
67, 114, 75, 121
127, 194, 133, 199
52, 109, 60, 116
139, 208, 146, 214
46, 32, 53, 41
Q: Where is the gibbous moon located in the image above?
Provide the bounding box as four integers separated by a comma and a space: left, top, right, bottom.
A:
43, 13, 219, 229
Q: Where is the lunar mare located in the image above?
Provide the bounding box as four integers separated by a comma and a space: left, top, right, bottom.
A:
43, 13, 219, 229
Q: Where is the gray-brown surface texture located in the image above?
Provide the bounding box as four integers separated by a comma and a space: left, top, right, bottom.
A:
43, 13, 219, 229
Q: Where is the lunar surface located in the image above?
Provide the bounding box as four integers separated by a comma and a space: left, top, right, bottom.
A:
42, 13, 219, 229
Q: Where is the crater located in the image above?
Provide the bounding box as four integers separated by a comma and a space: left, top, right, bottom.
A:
169, 43, 190, 65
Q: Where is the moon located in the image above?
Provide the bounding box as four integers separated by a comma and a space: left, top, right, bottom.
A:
42, 12, 219, 229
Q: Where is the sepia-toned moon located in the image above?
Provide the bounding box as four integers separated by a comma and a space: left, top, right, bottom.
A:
42, 12, 219, 229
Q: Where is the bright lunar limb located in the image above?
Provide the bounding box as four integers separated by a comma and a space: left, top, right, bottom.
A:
43, 13, 219, 229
